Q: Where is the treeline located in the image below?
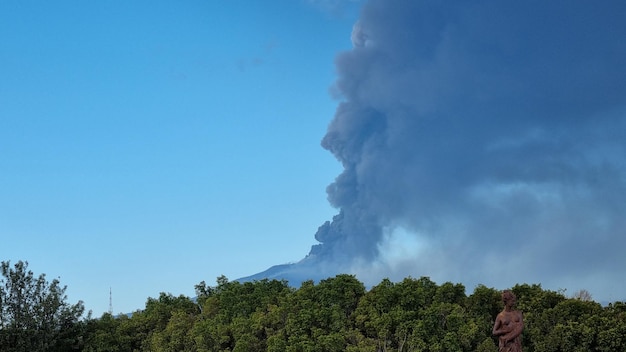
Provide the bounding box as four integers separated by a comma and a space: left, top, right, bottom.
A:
2, 261, 626, 351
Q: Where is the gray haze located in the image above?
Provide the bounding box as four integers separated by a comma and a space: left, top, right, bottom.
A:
246, 0, 626, 300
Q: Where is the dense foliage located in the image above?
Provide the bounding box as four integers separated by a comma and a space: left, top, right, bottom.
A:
2, 261, 626, 351
82, 275, 626, 352
0, 261, 86, 352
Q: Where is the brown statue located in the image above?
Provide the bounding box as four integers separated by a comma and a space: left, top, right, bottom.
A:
492, 290, 523, 352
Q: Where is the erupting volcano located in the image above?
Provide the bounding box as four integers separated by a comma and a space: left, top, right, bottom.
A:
242, 0, 626, 296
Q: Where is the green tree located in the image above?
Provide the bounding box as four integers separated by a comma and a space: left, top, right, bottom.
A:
149, 309, 197, 352
353, 278, 399, 351
597, 302, 626, 352
138, 292, 199, 351
0, 260, 85, 352
284, 275, 364, 351
82, 313, 126, 352
192, 276, 292, 352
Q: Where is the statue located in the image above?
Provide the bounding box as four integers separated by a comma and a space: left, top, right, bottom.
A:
492, 289, 523, 352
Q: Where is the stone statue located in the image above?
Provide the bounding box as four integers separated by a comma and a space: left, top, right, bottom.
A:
492, 289, 524, 352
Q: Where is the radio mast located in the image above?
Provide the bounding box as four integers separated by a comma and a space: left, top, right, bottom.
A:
109, 287, 113, 315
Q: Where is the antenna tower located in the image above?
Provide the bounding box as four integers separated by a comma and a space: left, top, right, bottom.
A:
109, 287, 113, 315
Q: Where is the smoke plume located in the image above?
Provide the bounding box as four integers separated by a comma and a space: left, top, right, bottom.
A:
247, 1, 626, 298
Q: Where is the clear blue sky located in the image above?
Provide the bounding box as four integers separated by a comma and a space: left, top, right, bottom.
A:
1, 0, 359, 316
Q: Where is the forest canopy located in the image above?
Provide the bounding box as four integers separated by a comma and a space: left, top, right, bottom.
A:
1, 260, 625, 352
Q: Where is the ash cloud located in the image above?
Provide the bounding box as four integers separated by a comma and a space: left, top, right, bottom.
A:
316, 0, 626, 292
247, 1, 626, 299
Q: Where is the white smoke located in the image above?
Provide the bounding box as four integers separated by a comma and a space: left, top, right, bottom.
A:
350, 21, 367, 47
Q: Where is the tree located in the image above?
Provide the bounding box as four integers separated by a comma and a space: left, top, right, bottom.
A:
0, 260, 85, 352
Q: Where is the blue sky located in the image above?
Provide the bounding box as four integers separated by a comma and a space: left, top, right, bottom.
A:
1, 0, 359, 316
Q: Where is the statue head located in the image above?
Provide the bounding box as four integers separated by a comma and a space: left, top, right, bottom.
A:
502, 289, 517, 307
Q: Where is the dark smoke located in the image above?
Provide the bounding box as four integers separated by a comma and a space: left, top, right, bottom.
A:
245, 0, 626, 299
